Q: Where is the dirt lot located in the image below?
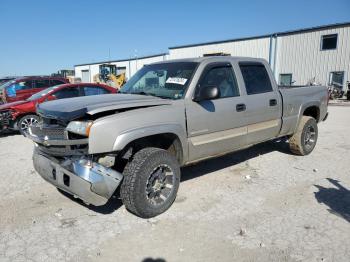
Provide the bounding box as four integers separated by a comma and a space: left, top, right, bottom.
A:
0, 106, 349, 262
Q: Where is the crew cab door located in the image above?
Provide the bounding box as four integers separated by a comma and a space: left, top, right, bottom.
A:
186, 62, 247, 161
238, 62, 282, 145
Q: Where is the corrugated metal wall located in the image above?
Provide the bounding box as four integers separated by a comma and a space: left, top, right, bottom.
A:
275, 26, 350, 89
169, 38, 270, 60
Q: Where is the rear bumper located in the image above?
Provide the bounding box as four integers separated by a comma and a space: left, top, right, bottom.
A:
33, 149, 123, 206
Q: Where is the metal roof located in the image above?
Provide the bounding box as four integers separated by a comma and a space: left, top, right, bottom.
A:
168, 22, 350, 49
75, 53, 168, 67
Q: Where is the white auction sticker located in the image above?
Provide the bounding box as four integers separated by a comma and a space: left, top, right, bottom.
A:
166, 77, 188, 85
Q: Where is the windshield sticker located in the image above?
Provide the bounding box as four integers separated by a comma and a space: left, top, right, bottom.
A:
166, 77, 188, 85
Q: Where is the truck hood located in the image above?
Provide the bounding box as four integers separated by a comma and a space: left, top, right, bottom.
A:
37, 94, 172, 122
0, 100, 28, 110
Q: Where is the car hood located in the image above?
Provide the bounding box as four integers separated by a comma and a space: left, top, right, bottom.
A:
0, 100, 28, 110
37, 94, 172, 122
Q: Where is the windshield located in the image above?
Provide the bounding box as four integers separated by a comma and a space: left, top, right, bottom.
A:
119, 62, 198, 99
27, 85, 62, 101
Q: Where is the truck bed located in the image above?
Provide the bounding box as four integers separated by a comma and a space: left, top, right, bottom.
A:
278, 85, 328, 136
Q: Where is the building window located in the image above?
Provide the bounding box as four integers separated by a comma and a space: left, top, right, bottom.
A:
321, 34, 337, 50
329, 71, 344, 88
279, 74, 293, 86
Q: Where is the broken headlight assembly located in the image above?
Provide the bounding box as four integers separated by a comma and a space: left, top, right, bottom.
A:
66, 121, 93, 137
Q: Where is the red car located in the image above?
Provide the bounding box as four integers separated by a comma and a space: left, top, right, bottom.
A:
0, 83, 117, 134
0, 76, 68, 104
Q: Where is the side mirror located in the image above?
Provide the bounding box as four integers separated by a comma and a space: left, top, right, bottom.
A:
194, 85, 220, 102
46, 95, 56, 101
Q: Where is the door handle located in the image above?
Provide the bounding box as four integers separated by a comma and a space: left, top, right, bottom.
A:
236, 103, 246, 112
269, 99, 277, 106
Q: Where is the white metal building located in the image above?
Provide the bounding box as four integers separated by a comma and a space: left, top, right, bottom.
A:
74, 53, 168, 82
75, 22, 350, 91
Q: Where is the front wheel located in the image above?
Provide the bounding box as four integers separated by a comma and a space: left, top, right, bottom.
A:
18, 114, 39, 136
289, 116, 318, 155
120, 147, 181, 218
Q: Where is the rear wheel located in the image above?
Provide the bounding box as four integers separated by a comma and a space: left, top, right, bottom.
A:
18, 114, 39, 136
289, 116, 318, 155
120, 147, 181, 218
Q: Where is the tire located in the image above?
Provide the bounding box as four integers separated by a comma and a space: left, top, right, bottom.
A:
289, 116, 318, 156
18, 114, 39, 136
120, 147, 181, 218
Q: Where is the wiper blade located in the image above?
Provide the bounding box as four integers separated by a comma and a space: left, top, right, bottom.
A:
131, 91, 170, 99
146, 93, 170, 99
133, 91, 148, 96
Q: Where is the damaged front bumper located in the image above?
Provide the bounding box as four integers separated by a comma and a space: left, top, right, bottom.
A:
33, 149, 123, 206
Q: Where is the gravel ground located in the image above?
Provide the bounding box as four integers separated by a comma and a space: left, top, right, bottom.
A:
0, 106, 349, 262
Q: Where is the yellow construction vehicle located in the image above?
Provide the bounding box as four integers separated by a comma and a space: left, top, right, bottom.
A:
93, 64, 126, 89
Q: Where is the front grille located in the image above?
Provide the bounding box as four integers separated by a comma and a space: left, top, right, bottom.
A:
30, 125, 66, 140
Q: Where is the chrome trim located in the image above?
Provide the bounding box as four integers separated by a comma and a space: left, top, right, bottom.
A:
28, 134, 88, 146
189, 119, 280, 146
27, 127, 88, 146
190, 126, 246, 146
247, 119, 280, 133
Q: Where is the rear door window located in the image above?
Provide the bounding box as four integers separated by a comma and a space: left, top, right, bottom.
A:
14, 81, 33, 90
53, 87, 80, 99
50, 79, 66, 86
239, 63, 273, 95
82, 86, 110, 96
34, 79, 50, 89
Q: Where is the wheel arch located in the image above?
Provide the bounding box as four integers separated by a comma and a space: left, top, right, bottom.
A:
302, 105, 320, 122
113, 124, 188, 165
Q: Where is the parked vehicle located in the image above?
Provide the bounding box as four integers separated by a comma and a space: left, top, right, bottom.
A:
328, 85, 344, 100
0, 77, 16, 85
0, 83, 116, 135
0, 76, 68, 104
93, 64, 126, 89
27, 57, 329, 218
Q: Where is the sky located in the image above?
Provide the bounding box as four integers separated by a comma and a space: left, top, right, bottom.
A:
0, 0, 349, 77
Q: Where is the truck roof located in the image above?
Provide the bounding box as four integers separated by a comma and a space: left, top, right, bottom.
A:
151, 56, 267, 65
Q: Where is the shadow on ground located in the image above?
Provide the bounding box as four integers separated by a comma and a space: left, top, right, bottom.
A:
59, 139, 292, 215
0, 130, 18, 138
142, 258, 166, 262
57, 188, 123, 215
314, 178, 350, 223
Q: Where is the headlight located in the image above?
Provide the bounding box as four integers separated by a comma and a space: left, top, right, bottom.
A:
66, 121, 93, 136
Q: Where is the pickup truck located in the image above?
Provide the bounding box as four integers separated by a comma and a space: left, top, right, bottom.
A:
27, 57, 329, 218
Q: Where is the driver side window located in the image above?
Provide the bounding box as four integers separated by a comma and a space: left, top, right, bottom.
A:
198, 65, 239, 98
